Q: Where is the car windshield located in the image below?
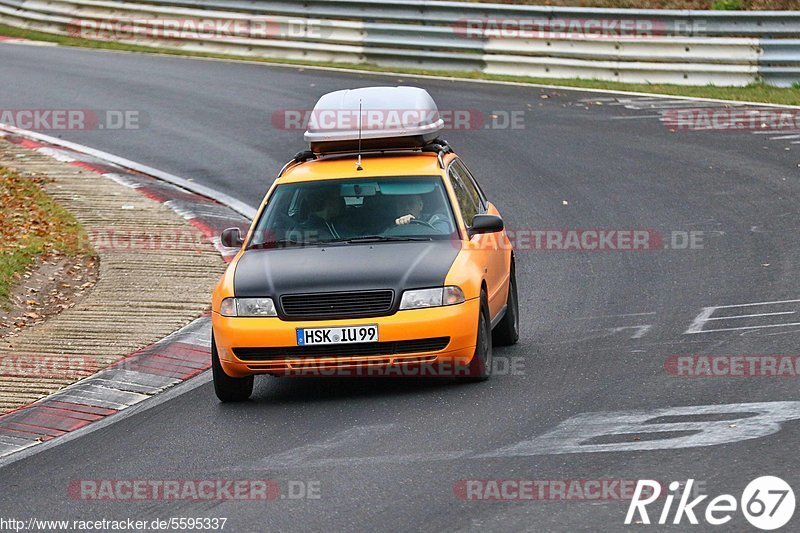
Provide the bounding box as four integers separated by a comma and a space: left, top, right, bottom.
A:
247, 175, 458, 248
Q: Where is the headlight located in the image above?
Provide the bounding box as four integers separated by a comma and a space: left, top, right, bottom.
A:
219, 297, 277, 317
399, 286, 465, 310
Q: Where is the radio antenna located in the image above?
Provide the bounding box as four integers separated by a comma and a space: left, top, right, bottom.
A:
356, 99, 363, 171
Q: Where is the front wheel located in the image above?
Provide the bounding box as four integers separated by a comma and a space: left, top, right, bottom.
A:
459, 290, 492, 382
212, 332, 253, 402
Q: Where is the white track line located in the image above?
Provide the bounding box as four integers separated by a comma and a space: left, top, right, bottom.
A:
0, 372, 212, 469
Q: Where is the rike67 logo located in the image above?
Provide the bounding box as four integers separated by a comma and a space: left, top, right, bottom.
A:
625, 477, 795, 530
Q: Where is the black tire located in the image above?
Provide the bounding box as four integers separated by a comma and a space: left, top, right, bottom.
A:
492, 266, 519, 346
212, 331, 253, 402
460, 290, 492, 382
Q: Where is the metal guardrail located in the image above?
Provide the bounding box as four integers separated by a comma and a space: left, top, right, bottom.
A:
0, 0, 797, 86
94, 0, 800, 37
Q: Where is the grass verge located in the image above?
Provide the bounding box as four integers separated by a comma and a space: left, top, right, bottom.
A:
1, 23, 800, 105
0, 166, 93, 307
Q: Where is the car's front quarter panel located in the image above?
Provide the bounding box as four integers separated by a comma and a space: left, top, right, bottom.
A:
211, 252, 242, 314
443, 244, 486, 303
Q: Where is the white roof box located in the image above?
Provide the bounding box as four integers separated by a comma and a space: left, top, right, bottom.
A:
303, 86, 444, 153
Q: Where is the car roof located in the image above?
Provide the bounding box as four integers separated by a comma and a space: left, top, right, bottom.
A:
278, 152, 448, 184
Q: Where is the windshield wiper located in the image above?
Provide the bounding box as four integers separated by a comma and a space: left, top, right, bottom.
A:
249, 236, 431, 248
248, 238, 306, 249
344, 235, 432, 243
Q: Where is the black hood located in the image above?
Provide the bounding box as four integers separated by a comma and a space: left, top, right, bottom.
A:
233, 240, 459, 315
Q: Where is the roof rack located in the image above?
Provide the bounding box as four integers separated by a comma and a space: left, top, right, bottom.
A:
277, 149, 315, 178
421, 138, 453, 168
276, 138, 452, 178
278, 138, 453, 178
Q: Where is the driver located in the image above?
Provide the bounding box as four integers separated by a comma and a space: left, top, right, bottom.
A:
393, 194, 451, 233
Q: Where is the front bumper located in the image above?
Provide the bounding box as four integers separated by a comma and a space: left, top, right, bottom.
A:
212, 298, 480, 377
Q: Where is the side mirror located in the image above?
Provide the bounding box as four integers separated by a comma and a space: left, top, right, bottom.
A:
220, 227, 244, 248
469, 214, 504, 237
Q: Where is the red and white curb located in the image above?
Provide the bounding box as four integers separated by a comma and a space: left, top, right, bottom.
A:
0, 318, 210, 457
0, 127, 253, 460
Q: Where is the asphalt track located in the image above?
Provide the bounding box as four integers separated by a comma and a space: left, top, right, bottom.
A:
2, 44, 800, 531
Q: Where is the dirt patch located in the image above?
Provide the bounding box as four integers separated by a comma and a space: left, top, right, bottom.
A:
0, 254, 98, 340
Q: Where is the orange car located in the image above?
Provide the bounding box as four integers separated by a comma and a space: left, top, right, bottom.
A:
211, 87, 518, 401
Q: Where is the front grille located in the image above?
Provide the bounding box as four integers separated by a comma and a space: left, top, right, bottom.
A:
233, 337, 450, 361
280, 290, 394, 319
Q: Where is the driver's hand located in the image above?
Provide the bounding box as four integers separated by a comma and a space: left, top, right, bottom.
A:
395, 214, 415, 225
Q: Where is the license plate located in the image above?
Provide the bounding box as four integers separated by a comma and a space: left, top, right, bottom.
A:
296, 325, 378, 346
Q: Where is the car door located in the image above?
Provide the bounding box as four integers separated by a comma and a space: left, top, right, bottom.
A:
448, 159, 509, 319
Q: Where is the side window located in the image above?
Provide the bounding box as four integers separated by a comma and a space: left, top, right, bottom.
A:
452, 160, 486, 214
447, 164, 479, 226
